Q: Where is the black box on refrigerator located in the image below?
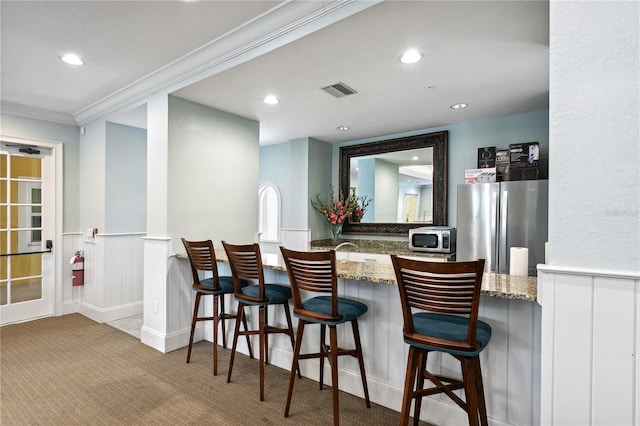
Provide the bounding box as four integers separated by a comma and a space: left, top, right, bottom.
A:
495, 148, 510, 181
509, 142, 539, 180
477, 147, 496, 168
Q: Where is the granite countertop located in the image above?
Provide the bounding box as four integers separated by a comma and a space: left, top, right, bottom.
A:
178, 248, 537, 302
310, 238, 456, 260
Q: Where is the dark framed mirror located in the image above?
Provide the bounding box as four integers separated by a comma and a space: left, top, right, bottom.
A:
339, 130, 448, 235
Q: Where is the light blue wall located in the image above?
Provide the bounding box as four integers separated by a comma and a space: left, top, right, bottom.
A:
307, 138, 332, 240
332, 109, 550, 230
260, 141, 294, 231
260, 137, 332, 240
79, 120, 107, 233
374, 158, 399, 222
0, 113, 80, 232
105, 122, 147, 233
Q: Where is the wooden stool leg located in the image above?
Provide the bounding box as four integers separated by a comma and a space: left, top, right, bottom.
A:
264, 304, 269, 366
461, 356, 480, 426
350, 320, 370, 407
227, 303, 245, 383
319, 324, 326, 390
259, 306, 266, 401
213, 294, 219, 375
241, 307, 254, 359
400, 346, 421, 426
330, 325, 340, 426
413, 350, 428, 425
186, 292, 201, 363
220, 295, 227, 348
474, 356, 489, 426
285, 321, 305, 418
282, 301, 301, 378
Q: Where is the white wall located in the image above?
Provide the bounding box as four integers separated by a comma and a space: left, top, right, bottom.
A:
549, 0, 639, 271
167, 95, 259, 250
539, 1, 640, 425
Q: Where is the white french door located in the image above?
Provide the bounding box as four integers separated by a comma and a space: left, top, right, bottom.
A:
0, 141, 56, 325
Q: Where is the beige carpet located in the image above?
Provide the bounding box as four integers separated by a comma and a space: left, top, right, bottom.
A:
1, 314, 425, 425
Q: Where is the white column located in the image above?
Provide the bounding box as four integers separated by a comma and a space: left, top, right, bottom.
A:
141, 94, 172, 352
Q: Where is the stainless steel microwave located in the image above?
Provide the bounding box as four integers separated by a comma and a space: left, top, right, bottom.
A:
408, 226, 456, 253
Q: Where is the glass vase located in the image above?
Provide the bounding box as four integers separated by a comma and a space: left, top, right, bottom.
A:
330, 223, 343, 241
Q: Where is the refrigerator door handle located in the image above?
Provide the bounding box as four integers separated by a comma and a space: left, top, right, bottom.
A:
499, 189, 509, 273
491, 189, 499, 272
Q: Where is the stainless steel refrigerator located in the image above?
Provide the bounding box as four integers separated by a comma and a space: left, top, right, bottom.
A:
456, 180, 548, 276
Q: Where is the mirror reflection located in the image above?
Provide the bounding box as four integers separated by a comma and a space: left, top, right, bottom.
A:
349, 147, 434, 223
339, 130, 448, 235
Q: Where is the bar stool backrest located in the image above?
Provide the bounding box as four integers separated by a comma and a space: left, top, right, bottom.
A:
222, 241, 266, 302
182, 238, 220, 291
280, 247, 340, 322
391, 256, 486, 353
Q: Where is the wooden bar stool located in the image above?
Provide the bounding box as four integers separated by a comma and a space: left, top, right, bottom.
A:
280, 247, 370, 426
222, 241, 298, 401
391, 256, 491, 426
181, 238, 251, 375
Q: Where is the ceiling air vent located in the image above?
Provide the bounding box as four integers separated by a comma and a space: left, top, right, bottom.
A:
321, 82, 357, 98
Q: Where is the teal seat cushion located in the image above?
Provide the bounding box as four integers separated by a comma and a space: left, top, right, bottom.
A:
297, 296, 368, 325
241, 284, 292, 305
199, 276, 248, 294
409, 312, 492, 357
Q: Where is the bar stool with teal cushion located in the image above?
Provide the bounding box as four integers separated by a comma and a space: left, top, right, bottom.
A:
391, 256, 491, 426
280, 247, 370, 426
222, 241, 298, 401
181, 239, 251, 376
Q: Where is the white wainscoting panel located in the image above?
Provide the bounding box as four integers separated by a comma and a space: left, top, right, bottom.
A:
280, 228, 310, 251
141, 237, 171, 352
77, 233, 145, 323
538, 265, 640, 426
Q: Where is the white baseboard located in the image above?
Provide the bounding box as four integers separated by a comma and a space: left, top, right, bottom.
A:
61, 300, 80, 315
78, 301, 143, 324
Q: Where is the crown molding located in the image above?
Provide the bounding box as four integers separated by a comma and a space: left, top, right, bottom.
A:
74, 0, 380, 126
1, 101, 77, 126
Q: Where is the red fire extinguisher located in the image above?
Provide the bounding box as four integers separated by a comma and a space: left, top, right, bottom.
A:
72, 251, 84, 286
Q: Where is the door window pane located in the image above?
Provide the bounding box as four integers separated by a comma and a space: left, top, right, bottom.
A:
10, 156, 41, 179
10, 278, 42, 303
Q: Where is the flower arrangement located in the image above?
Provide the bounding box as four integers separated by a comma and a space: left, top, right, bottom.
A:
311, 187, 372, 240
346, 188, 372, 223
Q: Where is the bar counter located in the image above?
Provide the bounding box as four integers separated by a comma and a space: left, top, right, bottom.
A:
195, 249, 538, 302
176, 247, 541, 425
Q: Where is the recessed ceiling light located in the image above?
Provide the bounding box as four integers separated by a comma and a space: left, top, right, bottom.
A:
450, 103, 468, 110
264, 95, 279, 105
60, 53, 83, 66
400, 49, 422, 64
336, 126, 350, 131
412, 156, 419, 160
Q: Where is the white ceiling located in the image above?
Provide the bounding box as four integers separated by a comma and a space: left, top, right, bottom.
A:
1, 0, 549, 146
